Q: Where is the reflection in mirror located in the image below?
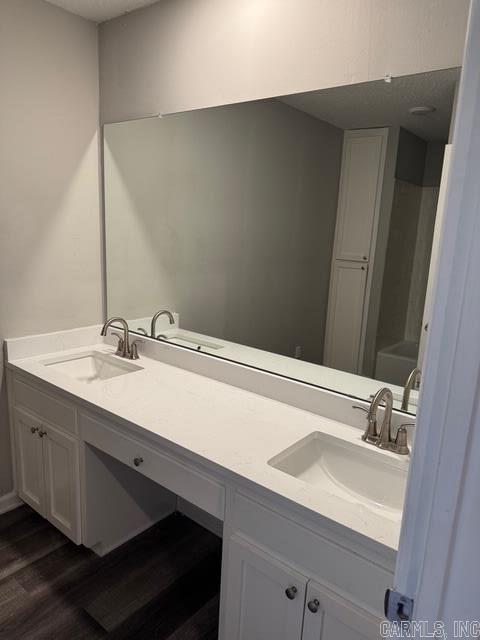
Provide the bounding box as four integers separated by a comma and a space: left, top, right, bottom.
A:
104, 68, 459, 415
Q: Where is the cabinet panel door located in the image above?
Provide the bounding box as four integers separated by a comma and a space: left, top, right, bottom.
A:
223, 535, 307, 640
43, 422, 81, 543
334, 131, 387, 262
324, 260, 368, 373
14, 408, 46, 515
302, 581, 382, 640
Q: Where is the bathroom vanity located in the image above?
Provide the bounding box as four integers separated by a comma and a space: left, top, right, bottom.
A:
5, 326, 409, 640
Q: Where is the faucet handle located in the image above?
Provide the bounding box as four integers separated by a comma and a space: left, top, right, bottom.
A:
352, 404, 369, 413
111, 332, 125, 357
353, 405, 378, 444
129, 339, 144, 360
392, 425, 412, 455
136, 328, 148, 336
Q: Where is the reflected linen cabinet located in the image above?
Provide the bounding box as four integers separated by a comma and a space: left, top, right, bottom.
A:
324, 128, 394, 376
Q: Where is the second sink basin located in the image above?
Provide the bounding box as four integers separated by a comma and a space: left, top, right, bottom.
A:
160, 332, 224, 351
268, 431, 408, 515
43, 351, 143, 384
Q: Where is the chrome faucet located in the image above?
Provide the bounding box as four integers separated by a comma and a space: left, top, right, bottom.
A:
354, 387, 393, 446
101, 317, 142, 360
353, 386, 410, 454
371, 387, 394, 450
150, 309, 175, 338
402, 367, 421, 411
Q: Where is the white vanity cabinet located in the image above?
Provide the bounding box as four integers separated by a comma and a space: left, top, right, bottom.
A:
221, 490, 389, 640
7, 368, 393, 640
224, 534, 307, 640
223, 533, 381, 640
13, 406, 81, 543
14, 407, 46, 514
302, 581, 381, 640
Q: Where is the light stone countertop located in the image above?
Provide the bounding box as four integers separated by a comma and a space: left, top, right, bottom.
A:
130, 318, 418, 413
6, 327, 407, 554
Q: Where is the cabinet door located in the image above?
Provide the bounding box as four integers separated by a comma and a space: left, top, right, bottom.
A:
302, 581, 382, 640
14, 408, 46, 515
223, 535, 307, 640
324, 260, 368, 373
42, 422, 81, 543
334, 130, 388, 262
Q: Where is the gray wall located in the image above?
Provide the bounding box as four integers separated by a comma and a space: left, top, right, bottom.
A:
105, 100, 343, 363
0, 0, 102, 498
98, 0, 469, 123
377, 133, 444, 353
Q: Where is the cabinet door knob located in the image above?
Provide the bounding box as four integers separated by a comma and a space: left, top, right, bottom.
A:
30, 426, 39, 434
133, 457, 144, 467
39, 430, 47, 438
285, 586, 298, 600
307, 598, 320, 613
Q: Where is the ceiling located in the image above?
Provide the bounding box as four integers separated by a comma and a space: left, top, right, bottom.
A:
45, 0, 160, 22
281, 68, 460, 142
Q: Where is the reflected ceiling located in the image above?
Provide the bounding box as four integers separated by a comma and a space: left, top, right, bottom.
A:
45, 0, 159, 22
281, 68, 459, 142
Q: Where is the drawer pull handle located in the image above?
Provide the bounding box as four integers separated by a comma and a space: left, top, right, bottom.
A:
307, 599, 320, 613
285, 586, 298, 600
30, 427, 39, 434
133, 457, 144, 467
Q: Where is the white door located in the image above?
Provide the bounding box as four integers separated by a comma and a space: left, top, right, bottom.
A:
302, 581, 382, 640
324, 260, 368, 373
222, 535, 307, 640
417, 144, 452, 368
393, 0, 480, 626
42, 421, 81, 543
333, 130, 388, 262
14, 408, 46, 515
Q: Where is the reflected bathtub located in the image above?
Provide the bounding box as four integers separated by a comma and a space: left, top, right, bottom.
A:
375, 340, 419, 387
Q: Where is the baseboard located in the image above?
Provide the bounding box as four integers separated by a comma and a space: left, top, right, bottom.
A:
0, 491, 23, 516
177, 497, 224, 538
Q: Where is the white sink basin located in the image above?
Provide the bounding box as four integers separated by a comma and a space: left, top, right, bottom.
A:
160, 332, 223, 351
43, 351, 143, 384
268, 431, 407, 515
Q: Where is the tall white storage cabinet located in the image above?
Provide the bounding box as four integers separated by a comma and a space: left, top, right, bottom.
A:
324, 129, 389, 374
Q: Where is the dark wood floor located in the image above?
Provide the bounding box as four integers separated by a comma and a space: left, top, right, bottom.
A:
0, 505, 222, 639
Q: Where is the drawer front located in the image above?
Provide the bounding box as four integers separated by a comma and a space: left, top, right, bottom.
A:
231, 491, 393, 617
81, 413, 225, 521
12, 377, 77, 435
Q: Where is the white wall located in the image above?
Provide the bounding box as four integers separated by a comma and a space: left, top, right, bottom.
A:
105, 100, 343, 363
99, 0, 469, 123
0, 0, 102, 498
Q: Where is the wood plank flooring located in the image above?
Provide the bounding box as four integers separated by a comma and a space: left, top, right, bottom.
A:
0, 505, 221, 639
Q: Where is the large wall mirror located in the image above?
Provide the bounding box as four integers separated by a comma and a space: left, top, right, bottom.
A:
104, 68, 459, 415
